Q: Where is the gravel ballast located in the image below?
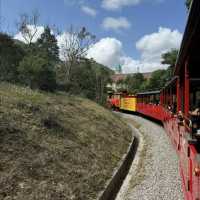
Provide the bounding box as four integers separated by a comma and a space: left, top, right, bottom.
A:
116, 113, 183, 200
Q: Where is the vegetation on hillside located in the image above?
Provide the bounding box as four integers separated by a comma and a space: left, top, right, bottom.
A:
0, 12, 113, 105
115, 49, 178, 93
0, 83, 132, 200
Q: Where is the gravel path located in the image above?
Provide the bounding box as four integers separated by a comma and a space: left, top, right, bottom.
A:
116, 113, 183, 200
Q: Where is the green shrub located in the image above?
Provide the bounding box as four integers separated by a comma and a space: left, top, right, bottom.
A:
18, 54, 56, 91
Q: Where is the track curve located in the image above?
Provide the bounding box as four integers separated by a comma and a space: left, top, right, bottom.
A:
116, 113, 183, 200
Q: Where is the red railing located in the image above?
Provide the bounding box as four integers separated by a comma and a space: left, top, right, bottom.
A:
136, 103, 165, 121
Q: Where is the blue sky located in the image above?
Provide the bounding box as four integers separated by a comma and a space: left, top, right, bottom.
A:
1, 0, 188, 73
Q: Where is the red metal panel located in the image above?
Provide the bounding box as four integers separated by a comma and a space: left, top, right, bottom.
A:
177, 77, 181, 112
190, 146, 200, 200
184, 60, 190, 116
135, 91, 200, 200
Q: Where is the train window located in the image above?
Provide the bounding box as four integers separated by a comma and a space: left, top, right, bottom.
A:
150, 95, 153, 104
172, 94, 177, 113
195, 91, 200, 101
189, 80, 200, 138
190, 80, 200, 110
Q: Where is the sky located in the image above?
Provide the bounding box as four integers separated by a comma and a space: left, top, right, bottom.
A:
1, 0, 188, 73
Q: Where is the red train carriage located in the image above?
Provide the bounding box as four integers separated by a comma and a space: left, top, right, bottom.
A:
107, 92, 121, 110
136, 90, 164, 121
107, 1, 200, 199
137, 0, 200, 198
160, 76, 181, 152
160, 56, 200, 198
173, 0, 200, 199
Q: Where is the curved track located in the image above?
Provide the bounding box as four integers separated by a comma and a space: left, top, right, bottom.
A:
116, 113, 183, 200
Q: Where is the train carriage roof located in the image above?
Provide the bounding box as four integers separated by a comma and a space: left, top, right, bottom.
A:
163, 76, 178, 89
175, 0, 200, 75
137, 90, 160, 96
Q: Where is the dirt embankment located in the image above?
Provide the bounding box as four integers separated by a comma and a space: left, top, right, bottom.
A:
0, 83, 132, 200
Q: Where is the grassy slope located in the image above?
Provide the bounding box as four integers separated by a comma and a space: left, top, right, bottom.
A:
0, 83, 132, 200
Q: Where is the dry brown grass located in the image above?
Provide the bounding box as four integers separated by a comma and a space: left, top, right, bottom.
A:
0, 83, 132, 200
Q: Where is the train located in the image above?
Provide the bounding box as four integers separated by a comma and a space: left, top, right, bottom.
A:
107, 1, 200, 199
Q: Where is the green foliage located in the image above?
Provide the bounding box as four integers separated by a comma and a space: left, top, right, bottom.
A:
36, 26, 59, 63
56, 58, 112, 103
147, 69, 168, 90
0, 33, 25, 82
114, 50, 178, 94
161, 49, 178, 68
125, 73, 145, 93
120, 68, 172, 94
185, 0, 192, 10
18, 53, 56, 91
69, 59, 96, 99
94, 62, 112, 104
161, 49, 178, 78
1, 29, 111, 105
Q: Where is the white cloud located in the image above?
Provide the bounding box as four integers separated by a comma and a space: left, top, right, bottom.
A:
86, 38, 166, 73
87, 38, 123, 68
102, 0, 165, 10
14, 24, 181, 74
121, 56, 167, 73
86, 27, 182, 73
81, 6, 97, 17
14, 25, 44, 43
14, 26, 68, 60
121, 27, 182, 73
56, 32, 71, 60
102, 17, 131, 31
102, 0, 141, 10
136, 27, 182, 63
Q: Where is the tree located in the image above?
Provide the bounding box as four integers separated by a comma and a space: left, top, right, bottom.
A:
116, 79, 126, 91
0, 33, 24, 82
16, 11, 40, 45
185, 0, 192, 10
69, 59, 96, 99
125, 73, 145, 94
18, 53, 56, 91
161, 49, 178, 68
56, 58, 112, 103
161, 49, 178, 79
60, 26, 96, 82
94, 64, 112, 104
147, 69, 167, 90
36, 26, 59, 63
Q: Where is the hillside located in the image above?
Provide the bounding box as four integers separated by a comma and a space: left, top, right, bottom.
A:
0, 83, 132, 200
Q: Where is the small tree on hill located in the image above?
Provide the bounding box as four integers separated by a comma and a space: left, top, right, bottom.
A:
60, 26, 96, 83
36, 26, 59, 63
161, 49, 178, 79
0, 33, 24, 82
16, 10, 40, 45
69, 59, 96, 99
18, 53, 56, 91
147, 69, 167, 90
125, 73, 145, 94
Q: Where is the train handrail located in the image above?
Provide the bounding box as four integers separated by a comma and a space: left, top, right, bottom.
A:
181, 114, 192, 132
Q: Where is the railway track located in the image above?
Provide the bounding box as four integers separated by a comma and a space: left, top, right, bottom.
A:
116, 113, 183, 200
